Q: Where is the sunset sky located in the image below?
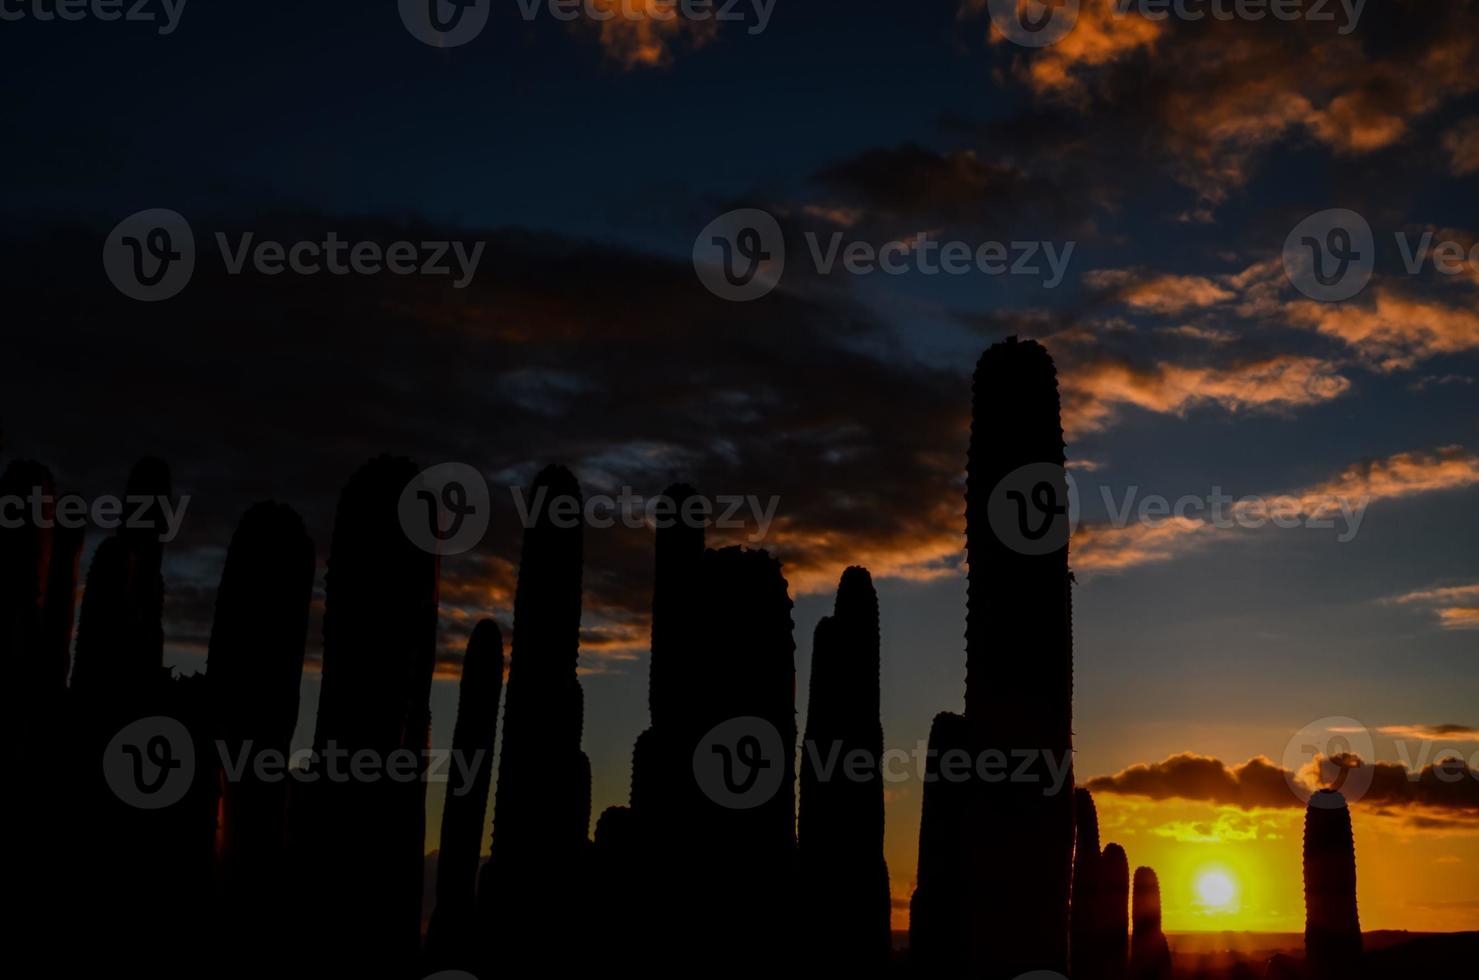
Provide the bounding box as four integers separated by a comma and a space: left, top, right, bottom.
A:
4, 0, 1478, 935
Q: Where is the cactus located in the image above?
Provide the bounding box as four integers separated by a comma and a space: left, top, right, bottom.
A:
0, 461, 56, 709
799, 566, 890, 970
481, 465, 591, 968
425, 619, 504, 970
1304, 789, 1362, 980
1098, 844, 1131, 980
297, 456, 440, 976
1129, 866, 1172, 980
206, 503, 314, 968
965, 337, 1075, 977
910, 711, 973, 975
1071, 788, 1103, 978
688, 545, 798, 970
71, 457, 174, 704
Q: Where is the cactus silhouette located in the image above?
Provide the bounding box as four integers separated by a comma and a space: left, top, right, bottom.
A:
296, 456, 439, 976
910, 711, 973, 975
687, 545, 798, 971
965, 337, 1075, 977
1071, 788, 1103, 979
206, 503, 314, 971
1099, 843, 1131, 980
481, 465, 591, 969
71, 457, 174, 703
799, 566, 890, 970
1129, 866, 1172, 980
425, 619, 504, 971
1304, 789, 1362, 980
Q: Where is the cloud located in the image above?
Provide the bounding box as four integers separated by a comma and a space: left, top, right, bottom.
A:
1071, 446, 1479, 573
1442, 116, 1479, 175
584, 1, 719, 68
1287, 289, 1479, 371
1088, 752, 1479, 823
1058, 354, 1350, 435
1388, 583, 1479, 632
1358, 724, 1479, 742
1084, 269, 1236, 315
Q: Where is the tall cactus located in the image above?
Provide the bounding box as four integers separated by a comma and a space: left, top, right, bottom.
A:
799, 566, 890, 970
298, 456, 439, 976
1071, 788, 1103, 978
910, 711, 973, 974
965, 337, 1075, 977
425, 619, 504, 971
1129, 866, 1172, 980
71, 457, 174, 703
481, 465, 591, 968
1304, 789, 1362, 980
207, 503, 314, 966
687, 545, 798, 970
1099, 843, 1131, 980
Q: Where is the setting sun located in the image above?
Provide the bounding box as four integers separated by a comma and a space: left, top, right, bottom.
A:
1196, 869, 1238, 910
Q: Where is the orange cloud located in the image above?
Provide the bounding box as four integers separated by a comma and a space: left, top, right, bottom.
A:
1059, 355, 1350, 435
1085, 269, 1236, 314
1443, 117, 1479, 175
586, 0, 718, 68
1388, 583, 1479, 632
1287, 289, 1479, 371
1072, 516, 1211, 573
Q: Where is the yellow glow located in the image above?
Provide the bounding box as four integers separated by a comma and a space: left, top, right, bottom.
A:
1195, 869, 1238, 909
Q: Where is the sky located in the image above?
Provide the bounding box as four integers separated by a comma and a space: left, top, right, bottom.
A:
3, 0, 1478, 935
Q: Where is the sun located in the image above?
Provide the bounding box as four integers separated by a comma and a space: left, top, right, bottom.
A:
1195, 869, 1238, 910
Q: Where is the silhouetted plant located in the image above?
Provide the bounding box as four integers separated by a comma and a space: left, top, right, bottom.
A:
1303, 790, 1362, 980
688, 545, 798, 971
799, 566, 890, 970
1129, 866, 1172, 980
481, 465, 591, 970
1099, 843, 1131, 980
910, 711, 973, 975
1072, 787, 1103, 979
206, 503, 314, 972
965, 336, 1075, 977
296, 455, 439, 977
425, 619, 504, 972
